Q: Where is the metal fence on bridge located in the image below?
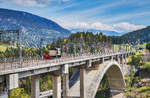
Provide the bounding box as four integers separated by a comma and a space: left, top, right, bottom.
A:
0, 51, 132, 72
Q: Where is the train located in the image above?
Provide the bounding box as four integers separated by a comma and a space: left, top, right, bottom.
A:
43, 48, 61, 59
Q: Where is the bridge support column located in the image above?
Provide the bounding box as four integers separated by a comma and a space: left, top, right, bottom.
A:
62, 64, 69, 98
52, 75, 61, 98
31, 75, 40, 98
80, 67, 87, 98
120, 55, 124, 66
102, 57, 104, 63
116, 55, 119, 63
6, 74, 19, 97
62, 74, 69, 98
111, 56, 113, 61
124, 55, 127, 65
86, 60, 92, 68
123, 55, 126, 65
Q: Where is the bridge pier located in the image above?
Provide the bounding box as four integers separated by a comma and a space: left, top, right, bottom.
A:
116, 55, 120, 64
116, 55, 119, 62
124, 54, 127, 65
102, 57, 105, 63
120, 55, 124, 65
31, 75, 40, 98
86, 60, 92, 68
52, 74, 61, 98
62, 74, 69, 98
111, 56, 113, 61
6, 74, 19, 97
122, 55, 125, 65
80, 66, 87, 98
62, 64, 69, 98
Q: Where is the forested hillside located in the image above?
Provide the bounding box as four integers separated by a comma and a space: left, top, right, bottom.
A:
121, 26, 150, 43
0, 8, 70, 47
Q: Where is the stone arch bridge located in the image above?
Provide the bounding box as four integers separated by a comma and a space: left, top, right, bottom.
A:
0, 51, 133, 98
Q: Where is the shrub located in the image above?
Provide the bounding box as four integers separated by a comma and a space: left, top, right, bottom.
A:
10, 88, 29, 98
129, 52, 144, 67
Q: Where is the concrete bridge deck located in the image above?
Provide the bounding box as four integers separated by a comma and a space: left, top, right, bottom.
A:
0, 51, 133, 98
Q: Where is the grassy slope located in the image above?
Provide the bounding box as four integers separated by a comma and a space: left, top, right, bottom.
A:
0, 44, 9, 52
114, 44, 131, 51
125, 50, 150, 98
125, 86, 150, 97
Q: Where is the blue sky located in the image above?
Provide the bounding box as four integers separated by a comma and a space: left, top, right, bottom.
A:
0, 0, 150, 33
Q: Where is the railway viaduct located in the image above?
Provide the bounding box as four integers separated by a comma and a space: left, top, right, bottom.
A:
0, 51, 133, 98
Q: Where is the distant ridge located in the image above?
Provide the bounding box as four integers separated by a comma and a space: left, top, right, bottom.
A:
121, 26, 150, 43
0, 8, 71, 47
71, 29, 123, 36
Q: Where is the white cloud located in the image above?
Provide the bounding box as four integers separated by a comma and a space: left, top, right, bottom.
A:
7, 0, 70, 7
113, 22, 146, 32
11, 0, 48, 7
62, 21, 146, 33
91, 22, 115, 31
102, 11, 150, 23
72, 22, 115, 31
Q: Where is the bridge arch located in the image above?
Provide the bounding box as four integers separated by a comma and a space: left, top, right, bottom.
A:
93, 61, 126, 98
69, 60, 126, 98
101, 61, 125, 89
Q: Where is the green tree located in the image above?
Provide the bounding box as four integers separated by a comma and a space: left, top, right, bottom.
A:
129, 52, 144, 67
0, 51, 5, 58
4, 47, 18, 57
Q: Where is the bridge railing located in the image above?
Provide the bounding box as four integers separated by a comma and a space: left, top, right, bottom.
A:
0, 51, 132, 72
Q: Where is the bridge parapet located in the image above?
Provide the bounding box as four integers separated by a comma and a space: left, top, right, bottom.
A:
0, 51, 133, 76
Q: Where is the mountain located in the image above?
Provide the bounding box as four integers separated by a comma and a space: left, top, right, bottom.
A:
121, 26, 150, 43
71, 29, 123, 36
0, 8, 71, 47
